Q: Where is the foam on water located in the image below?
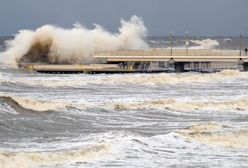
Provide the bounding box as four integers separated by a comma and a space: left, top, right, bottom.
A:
104, 70, 246, 85
0, 144, 109, 168
0, 70, 246, 88
111, 97, 248, 112
190, 38, 219, 49
178, 122, 248, 148
0, 95, 87, 112
2, 91, 248, 113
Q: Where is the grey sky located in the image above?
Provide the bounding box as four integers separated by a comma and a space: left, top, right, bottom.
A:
0, 0, 247, 36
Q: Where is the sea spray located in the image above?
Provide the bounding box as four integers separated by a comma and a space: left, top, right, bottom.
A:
1, 15, 148, 66
190, 38, 219, 49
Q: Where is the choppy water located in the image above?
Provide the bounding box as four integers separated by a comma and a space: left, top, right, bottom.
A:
0, 37, 248, 168
147, 36, 248, 50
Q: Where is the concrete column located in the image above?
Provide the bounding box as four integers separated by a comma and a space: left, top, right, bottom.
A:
174, 62, 185, 73
238, 59, 244, 71
243, 62, 248, 71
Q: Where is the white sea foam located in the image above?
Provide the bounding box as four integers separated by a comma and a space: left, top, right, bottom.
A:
0, 144, 109, 168
0, 70, 246, 88
111, 97, 248, 112
2, 92, 248, 113
223, 38, 232, 42
178, 122, 248, 148
104, 70, 246, 85
190, 38, 219, 49
0, 94, 88, 112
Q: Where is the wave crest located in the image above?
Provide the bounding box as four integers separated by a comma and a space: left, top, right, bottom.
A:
0, 144, 109, 168
177, 123, 248, 148
0, 95, 87, 112
111, 97, 248, 112
104, 70, 246, 85
2, 93, 248, 113
190, 39, 219, 49
0, 70, 246, 88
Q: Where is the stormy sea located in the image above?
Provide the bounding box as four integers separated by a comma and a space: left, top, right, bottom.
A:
0, 17, 248, 168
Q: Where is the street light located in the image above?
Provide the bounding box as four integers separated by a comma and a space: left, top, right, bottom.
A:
185, 31, 189, 56
240, 32, 242, 56
169, 31, 173, 56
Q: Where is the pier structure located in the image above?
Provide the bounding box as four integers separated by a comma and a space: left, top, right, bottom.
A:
94, 49, 248, 73
20, 49, 248, 73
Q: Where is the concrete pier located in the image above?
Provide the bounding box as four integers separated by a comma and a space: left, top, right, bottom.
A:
94, 50, 247, 63
21, 64, 122, 74
19, 49, 248, 73
93, 49, 248, 73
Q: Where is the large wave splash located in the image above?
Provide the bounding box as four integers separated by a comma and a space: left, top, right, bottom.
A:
2, 15, 148, 66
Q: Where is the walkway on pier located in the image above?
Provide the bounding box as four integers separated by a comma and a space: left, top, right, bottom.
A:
94, 49, 247, 63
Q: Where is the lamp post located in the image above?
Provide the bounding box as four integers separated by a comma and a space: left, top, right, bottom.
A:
169, 31, 173, 56
185, 31, 189, 56
240, 32, 242, 56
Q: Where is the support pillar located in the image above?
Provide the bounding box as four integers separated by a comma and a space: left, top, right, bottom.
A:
243, 62, 248, 71
174, 62, 185, 73
238, 58, 245, 71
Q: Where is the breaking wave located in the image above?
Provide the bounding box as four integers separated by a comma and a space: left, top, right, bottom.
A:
1, 15, 148, 66
0, 95, 87, 112
111, 97, 248, 112
0, 144, 109, 168
190, 39, 219, 49
178, 123, 248, 148
3, 93, 248, 113
0, 70, 246, 88
104, 70, 246, 85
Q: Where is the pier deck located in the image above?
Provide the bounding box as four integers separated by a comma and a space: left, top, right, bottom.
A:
94, 50, 247, 62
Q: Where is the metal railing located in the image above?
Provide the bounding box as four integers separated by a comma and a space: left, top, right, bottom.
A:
95, 49, 240, 57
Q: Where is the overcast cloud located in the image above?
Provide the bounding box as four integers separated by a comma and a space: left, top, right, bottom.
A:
0, 0, 247, 36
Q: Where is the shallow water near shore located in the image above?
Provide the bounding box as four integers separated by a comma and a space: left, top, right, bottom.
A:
0, 65, 247, 168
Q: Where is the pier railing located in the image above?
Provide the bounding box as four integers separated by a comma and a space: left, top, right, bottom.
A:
95, 49, 239, 57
